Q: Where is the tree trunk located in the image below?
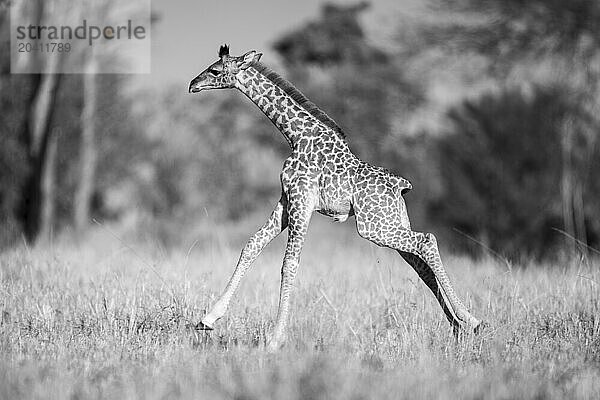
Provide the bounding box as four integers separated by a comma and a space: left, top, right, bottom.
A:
15, 0, 64, 244
19, 71, 62, 243
74, 59, 98, 233
560, 118, 577, 254
39, 130, 58, 243
573, 181, 586, 251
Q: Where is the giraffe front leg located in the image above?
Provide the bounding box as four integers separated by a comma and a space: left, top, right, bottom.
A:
266, 199, 312, 352
199, 197, 288, 329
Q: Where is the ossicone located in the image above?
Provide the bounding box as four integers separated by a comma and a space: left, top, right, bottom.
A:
219, 44, 230, 58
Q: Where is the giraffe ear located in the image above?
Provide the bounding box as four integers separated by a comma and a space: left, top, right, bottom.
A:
240, 50, 262, 69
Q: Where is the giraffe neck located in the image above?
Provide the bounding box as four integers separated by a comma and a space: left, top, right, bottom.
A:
235, 63, 346, 148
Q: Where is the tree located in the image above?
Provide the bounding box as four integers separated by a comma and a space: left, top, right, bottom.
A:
274, 2, 387, 67
431, 85, 600, 260
273, 2, 423, 164
7, 0, 65, 244
73, 61, 98, 233
426, 0, 600, 64
425, 0, 600, 256
0, 0, 154, 246
73, 0, 151, 233
0, 3, 29, 246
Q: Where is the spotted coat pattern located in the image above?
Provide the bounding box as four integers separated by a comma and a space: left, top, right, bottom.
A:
190, 47, 482, 351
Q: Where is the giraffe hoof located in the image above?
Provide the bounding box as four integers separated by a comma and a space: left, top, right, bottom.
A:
473, 321, 491, 336
194, 321, 214, 331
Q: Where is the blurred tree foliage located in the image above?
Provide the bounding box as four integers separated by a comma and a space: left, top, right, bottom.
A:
427, 0, 600, 62
431, 86, 588, 259
1, 0, 599, 260
0, 2, 279, 248
274, 2, 423, 164
0, 1, 155, 247
424, 0, 600, 259
275, 2, 388, 66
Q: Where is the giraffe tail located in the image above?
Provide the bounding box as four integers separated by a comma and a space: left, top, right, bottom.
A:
390, 174, 412, 195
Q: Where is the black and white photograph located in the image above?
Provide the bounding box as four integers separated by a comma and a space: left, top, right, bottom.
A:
0, 0, 599, 398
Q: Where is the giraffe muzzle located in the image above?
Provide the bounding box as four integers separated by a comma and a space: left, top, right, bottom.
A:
188, 76, 209, 93
188, 81, 203, 93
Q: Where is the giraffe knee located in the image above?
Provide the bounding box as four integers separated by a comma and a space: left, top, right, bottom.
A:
416, 232, 439, 256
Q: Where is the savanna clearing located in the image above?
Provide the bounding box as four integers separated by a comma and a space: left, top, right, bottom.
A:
1, 216, 599, 399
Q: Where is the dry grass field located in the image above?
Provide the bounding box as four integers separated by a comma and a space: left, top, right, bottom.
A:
1, 216, 599, 399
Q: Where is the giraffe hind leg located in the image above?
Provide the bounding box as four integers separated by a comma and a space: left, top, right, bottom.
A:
352, 172, 481, 333
394, 231, 481, 331
398, 251, 461, 335
356, 216, 481, 332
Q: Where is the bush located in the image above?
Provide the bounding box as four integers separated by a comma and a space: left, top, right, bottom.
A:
429, 85, 595, 260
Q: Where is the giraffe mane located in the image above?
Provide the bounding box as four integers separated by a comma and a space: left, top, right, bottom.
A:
250, 62, 346, 139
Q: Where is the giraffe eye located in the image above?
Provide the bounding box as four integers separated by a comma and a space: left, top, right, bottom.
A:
208, 68, 220, 76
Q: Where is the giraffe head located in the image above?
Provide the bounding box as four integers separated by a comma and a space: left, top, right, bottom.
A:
189, 45, 263, 93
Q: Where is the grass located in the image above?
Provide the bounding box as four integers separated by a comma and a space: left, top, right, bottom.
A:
0, 216, 599, 399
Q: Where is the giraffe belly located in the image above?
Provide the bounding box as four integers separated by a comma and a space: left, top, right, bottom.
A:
317, 170, 355, 222
316, 197, 353, 222
317, 208, 352, 222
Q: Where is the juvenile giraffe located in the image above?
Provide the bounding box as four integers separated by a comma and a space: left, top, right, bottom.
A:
189, 45, 483, 351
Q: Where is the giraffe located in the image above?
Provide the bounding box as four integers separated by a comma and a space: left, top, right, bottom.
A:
189, 45, 483, 351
